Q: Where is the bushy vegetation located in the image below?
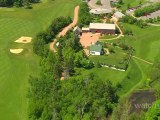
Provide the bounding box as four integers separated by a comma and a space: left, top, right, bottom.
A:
56, 75, 118, 120
33, 16, 72, 56
134, 3, 160, 17
145, 100, 160, 120
96, 0, 102, 5
121, 15, 147, 28
145, 16, 160, 23
78, 3, 92, 27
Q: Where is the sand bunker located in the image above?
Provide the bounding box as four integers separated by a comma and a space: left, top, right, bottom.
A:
10, 49, 23, 54
15, 36, 32, 43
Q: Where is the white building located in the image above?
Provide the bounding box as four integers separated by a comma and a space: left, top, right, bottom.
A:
90, 44, 103, 55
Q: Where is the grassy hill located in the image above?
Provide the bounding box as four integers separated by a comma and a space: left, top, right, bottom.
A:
0, 0, 80, 120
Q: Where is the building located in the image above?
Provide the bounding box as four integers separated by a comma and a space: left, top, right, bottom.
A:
89, 8, 112, 15
82, 23, 115, 34
113, 11, 125, 19
89, 23, 115, 34
90, 44, 103, 55
73, 26, 82, 36
82, 27, 90, 33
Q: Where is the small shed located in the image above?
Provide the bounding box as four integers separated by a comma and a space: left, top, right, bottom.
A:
90, 44, 103, 55
73, 26, 82, 36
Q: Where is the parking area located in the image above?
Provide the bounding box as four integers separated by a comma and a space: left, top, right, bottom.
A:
80, 32, 100, 48
140, 10, 160, 20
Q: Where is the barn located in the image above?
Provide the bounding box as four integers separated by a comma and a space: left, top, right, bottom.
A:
89, 23, 115, 34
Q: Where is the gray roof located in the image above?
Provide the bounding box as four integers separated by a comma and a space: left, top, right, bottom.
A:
73, 26, 82, 32
90, 44, 102, 52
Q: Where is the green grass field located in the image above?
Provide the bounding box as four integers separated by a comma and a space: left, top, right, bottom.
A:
0, 0, 80, 120
90, 47, 128, 69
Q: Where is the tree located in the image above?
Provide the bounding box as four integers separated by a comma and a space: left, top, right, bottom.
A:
62, 47, 75, 75
78, 3, 93, 27
56, 76, 118, 120
119, 0, 123, 4
127, 3, 131, 9
53, 62, 62, 80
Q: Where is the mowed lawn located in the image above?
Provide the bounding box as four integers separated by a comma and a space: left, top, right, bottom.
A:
0, 0, 80, 120
84, 23, 160, 97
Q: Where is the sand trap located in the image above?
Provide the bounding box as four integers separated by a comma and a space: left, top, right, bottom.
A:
15, 36, 32, 43
10, 49, 23, 54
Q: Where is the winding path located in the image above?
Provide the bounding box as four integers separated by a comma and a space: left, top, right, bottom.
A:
100, 17, 124, 41
133, 56, 153, 65
50, 6, 79, 52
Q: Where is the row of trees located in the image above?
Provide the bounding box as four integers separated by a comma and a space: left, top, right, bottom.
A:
33, 16, 72, 56
145, 16, 160, 23
134, 3, 160, 17
0, 0, 39, 7
121, 15, 147, 28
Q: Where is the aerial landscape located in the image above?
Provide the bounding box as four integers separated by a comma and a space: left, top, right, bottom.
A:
0, 0, 160, 119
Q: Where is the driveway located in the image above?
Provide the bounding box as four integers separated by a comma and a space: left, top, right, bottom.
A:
140, 10, 160, 20
80, 33, 100, 48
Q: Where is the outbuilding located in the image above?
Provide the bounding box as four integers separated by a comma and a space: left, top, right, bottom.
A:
73, 26, 82, 36
90, 44, 103, 55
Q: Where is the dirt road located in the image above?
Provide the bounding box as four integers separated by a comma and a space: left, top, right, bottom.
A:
50, 6, 79, 52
